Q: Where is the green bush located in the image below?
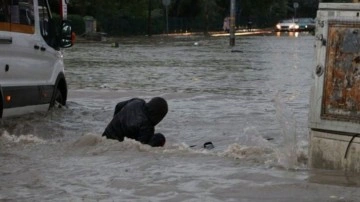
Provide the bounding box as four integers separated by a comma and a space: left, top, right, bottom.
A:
67, 15, 85, 35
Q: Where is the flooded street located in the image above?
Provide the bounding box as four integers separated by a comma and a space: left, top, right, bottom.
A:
1, 33, 360, 201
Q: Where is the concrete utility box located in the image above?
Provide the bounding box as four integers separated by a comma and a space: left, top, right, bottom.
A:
84, 16, 97, 34
309, 3, 360, 172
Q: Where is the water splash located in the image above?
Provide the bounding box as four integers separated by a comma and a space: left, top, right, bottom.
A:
241, 126, 275, 148
0, 131, 47, 145
274, 92, 300, 169
221, 143, 274, 163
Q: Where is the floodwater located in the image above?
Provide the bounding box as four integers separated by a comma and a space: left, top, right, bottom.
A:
1, 32, 360, 201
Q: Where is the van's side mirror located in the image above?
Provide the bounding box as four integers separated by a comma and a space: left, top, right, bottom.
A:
60, 20, 74, 48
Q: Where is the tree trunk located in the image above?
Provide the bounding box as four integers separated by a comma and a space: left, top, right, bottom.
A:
203, 0, 209, 36
147, 0, 152, 36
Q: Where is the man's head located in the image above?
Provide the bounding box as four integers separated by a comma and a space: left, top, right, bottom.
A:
146, 97, 168, 125
148, 133, 166, 147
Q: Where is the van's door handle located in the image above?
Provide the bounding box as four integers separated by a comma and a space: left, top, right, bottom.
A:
40, 47, 46, 51
34, 45, 40, 50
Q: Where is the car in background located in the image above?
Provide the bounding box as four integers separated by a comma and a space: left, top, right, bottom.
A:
295, 18, 315, 31
275, 19, 299, 32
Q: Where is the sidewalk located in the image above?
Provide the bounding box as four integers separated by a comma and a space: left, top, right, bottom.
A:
161, 28, 273, 37
211, 29, 273, 37
74, 28, 274, 43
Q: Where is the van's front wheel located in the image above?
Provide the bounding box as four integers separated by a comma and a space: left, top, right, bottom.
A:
50, 87, 65, 109
50, 74, 67, 110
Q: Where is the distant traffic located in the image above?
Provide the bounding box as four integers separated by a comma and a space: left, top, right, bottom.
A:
275, 18, 315, 32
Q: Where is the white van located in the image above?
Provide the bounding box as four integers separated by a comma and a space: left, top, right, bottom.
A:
0, 0, 73, 118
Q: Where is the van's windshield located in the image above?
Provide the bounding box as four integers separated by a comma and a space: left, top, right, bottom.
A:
0, 0, 35, 34
38, 0, 60, 50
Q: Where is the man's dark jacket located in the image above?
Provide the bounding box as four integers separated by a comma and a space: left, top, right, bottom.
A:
102, 97, 168, 146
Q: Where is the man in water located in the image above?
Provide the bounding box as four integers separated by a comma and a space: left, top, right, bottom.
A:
102, 97, 168, 147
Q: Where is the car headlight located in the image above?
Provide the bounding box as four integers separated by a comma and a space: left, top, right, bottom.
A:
290, 24, 299, 29
276, 24, 281, 29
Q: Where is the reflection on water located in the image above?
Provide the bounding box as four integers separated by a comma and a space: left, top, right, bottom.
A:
275, 31, 309, 37
309, 169, 360, 187
2, 34, 360, 201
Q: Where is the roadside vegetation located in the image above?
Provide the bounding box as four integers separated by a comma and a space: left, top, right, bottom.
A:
50, 0, 353, 36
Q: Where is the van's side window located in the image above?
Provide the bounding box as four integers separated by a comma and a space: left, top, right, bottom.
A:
38, 0, 59, 50
0, 0, 34, 34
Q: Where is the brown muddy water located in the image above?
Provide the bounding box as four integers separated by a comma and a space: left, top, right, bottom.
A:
1, 33, 360, 201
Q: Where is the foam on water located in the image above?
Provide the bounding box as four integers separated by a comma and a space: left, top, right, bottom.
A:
66, 132, 308, 171
67, 134, 149, 155
0, 131, 47, 146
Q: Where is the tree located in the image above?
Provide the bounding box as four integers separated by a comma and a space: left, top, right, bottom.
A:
320, 0, 352, 2
235, 0, 288, 27
199, 0, 219, 35
64, 0, 320, 35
